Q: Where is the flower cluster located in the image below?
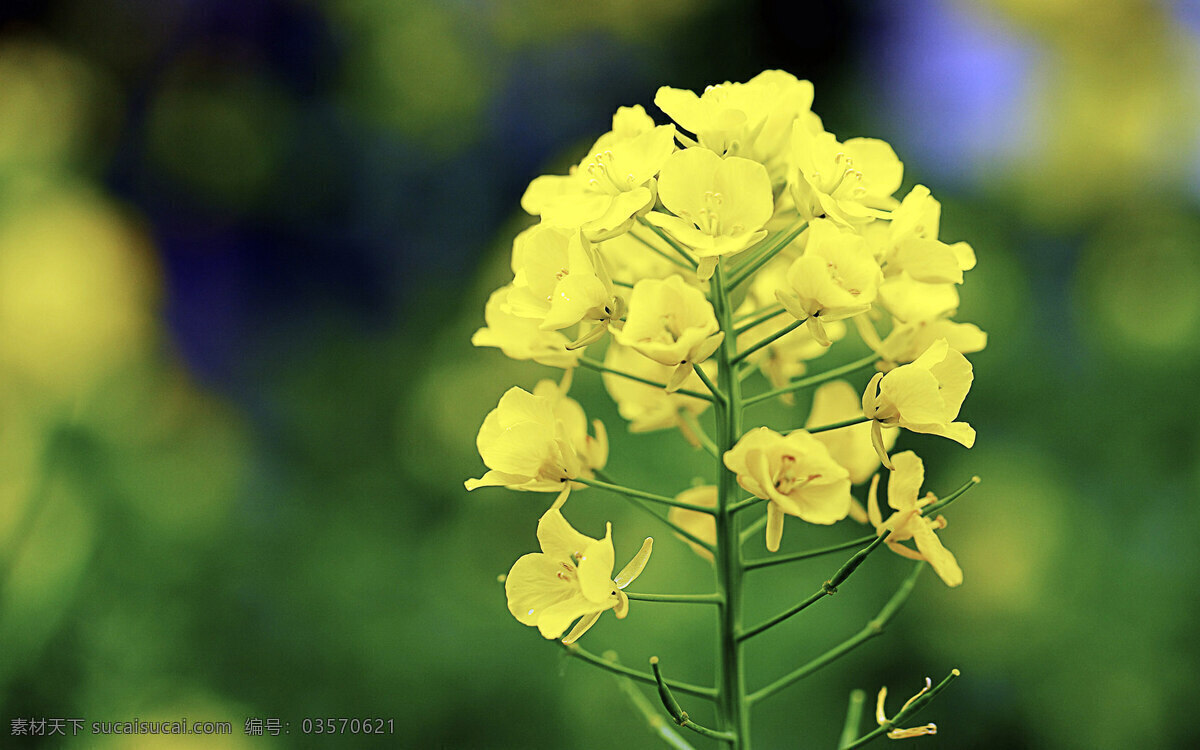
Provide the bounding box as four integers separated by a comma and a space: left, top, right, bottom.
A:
466, 70, 982, 745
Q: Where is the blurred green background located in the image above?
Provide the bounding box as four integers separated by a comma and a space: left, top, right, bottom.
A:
1, 0, 1198, 747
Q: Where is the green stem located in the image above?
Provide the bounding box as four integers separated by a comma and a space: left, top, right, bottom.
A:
651, 658, 737, 742
739, 514, 767, 546
711, 258, 751, 748
727, 495, 765, 514
638, 217, 699, 269
625, 592, 723, 604
921, 476, 981, 517
737, 536, 886, 642
806, 415, 869, 434
733, 305, 786, 336
743, 354, 877, 407
578, 357, 714, 403
747, 563, 924, 705
837, 690, 868, 750
743, 534, 877, 572
841, 669, 961, 749
576, 476, 717, 515
726, 219, 807, 290
610, 666, 699, 750
560, 642, 717, 700
731, 320, 804, 365
692, 362, 725, 403
629, 227, 694, 270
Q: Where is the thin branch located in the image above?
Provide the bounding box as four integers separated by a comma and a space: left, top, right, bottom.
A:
841, 669, 961, 749
738, 536, 886, 642
920, 476, 981, 517
744, 354, 877, 407
748, 563, 925, 705
575, 476, 718, 515
578, 357, 713, 402
625, 592, 723, 604
650, 657, 736, 742
733, 305, 787, 336
637, 217, 699, 269
609, 664, 699, 750
727, 494, 766, 514
739, 514, 767, 546
806, 415, 869, 435
629, 228, 693, 270
559, 642, 717, 700
838, 690, 868, 750
726, 219, 807, 290
744, 533, 876, 571
732, 319, 805, 365
692, 362, 725, 403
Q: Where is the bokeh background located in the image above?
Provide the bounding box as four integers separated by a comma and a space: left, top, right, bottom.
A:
2, 0, 1199, 747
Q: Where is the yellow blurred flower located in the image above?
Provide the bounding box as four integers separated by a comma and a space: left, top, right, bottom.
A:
666, 485, 717, 561
601, 341, 712, 434
506, 492, 652, 643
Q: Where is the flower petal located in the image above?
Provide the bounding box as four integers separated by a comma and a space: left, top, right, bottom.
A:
615, 537, 654, 589
506, 553, 578, 626
561, 610, 604, 645
577, 523, 617, 603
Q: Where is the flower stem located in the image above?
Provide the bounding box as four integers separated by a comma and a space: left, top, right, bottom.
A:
743, 353, 877, 407
747, 563, 924, 705
578, 357, 714, 402
732, 305, 786, 335
679, 410, 719, 459
711, 258, 752, 748
837, 690, 868, 750
731, 319, 804, 365
737, 536, 886, 642
651, 657, 737, 742
637, 217, 699, 269
625, 592, 723, 604
743, 533, 877, 571
628, 227, 695, 270
560, 641, 717, 700
806, 415, 869, 434
726, 219, 807, 290
576, 476, 718, 514
841, 668, 961, 749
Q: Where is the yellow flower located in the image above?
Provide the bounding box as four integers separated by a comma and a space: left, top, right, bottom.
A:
503, 224, 624, 346
666, 485, 717, 561
654, 70, 815, 185
596, 230, 684, 283
862, 339, 975, 469
875, 675, 941, 739
788, 121, 903, 226
471, 286, 582, 368
876, 273, 960, 324
601, 341, 712, 434
465, 376, 607, 492
521, 105, 676, 241
612, 275, 724, 391
736, 258, 842, 399
644, 148, 774, 280
723, 427, 851, 551
868, 451, 962, 587
872, 316, 987, 369
807, 380, 897, 485
776, 219, 884, 346
506, 492, 653, 643
866, 184, 976, 285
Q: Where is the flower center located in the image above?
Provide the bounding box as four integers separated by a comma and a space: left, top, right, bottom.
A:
585, 150, 636, 196
774, 455, 821, 494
